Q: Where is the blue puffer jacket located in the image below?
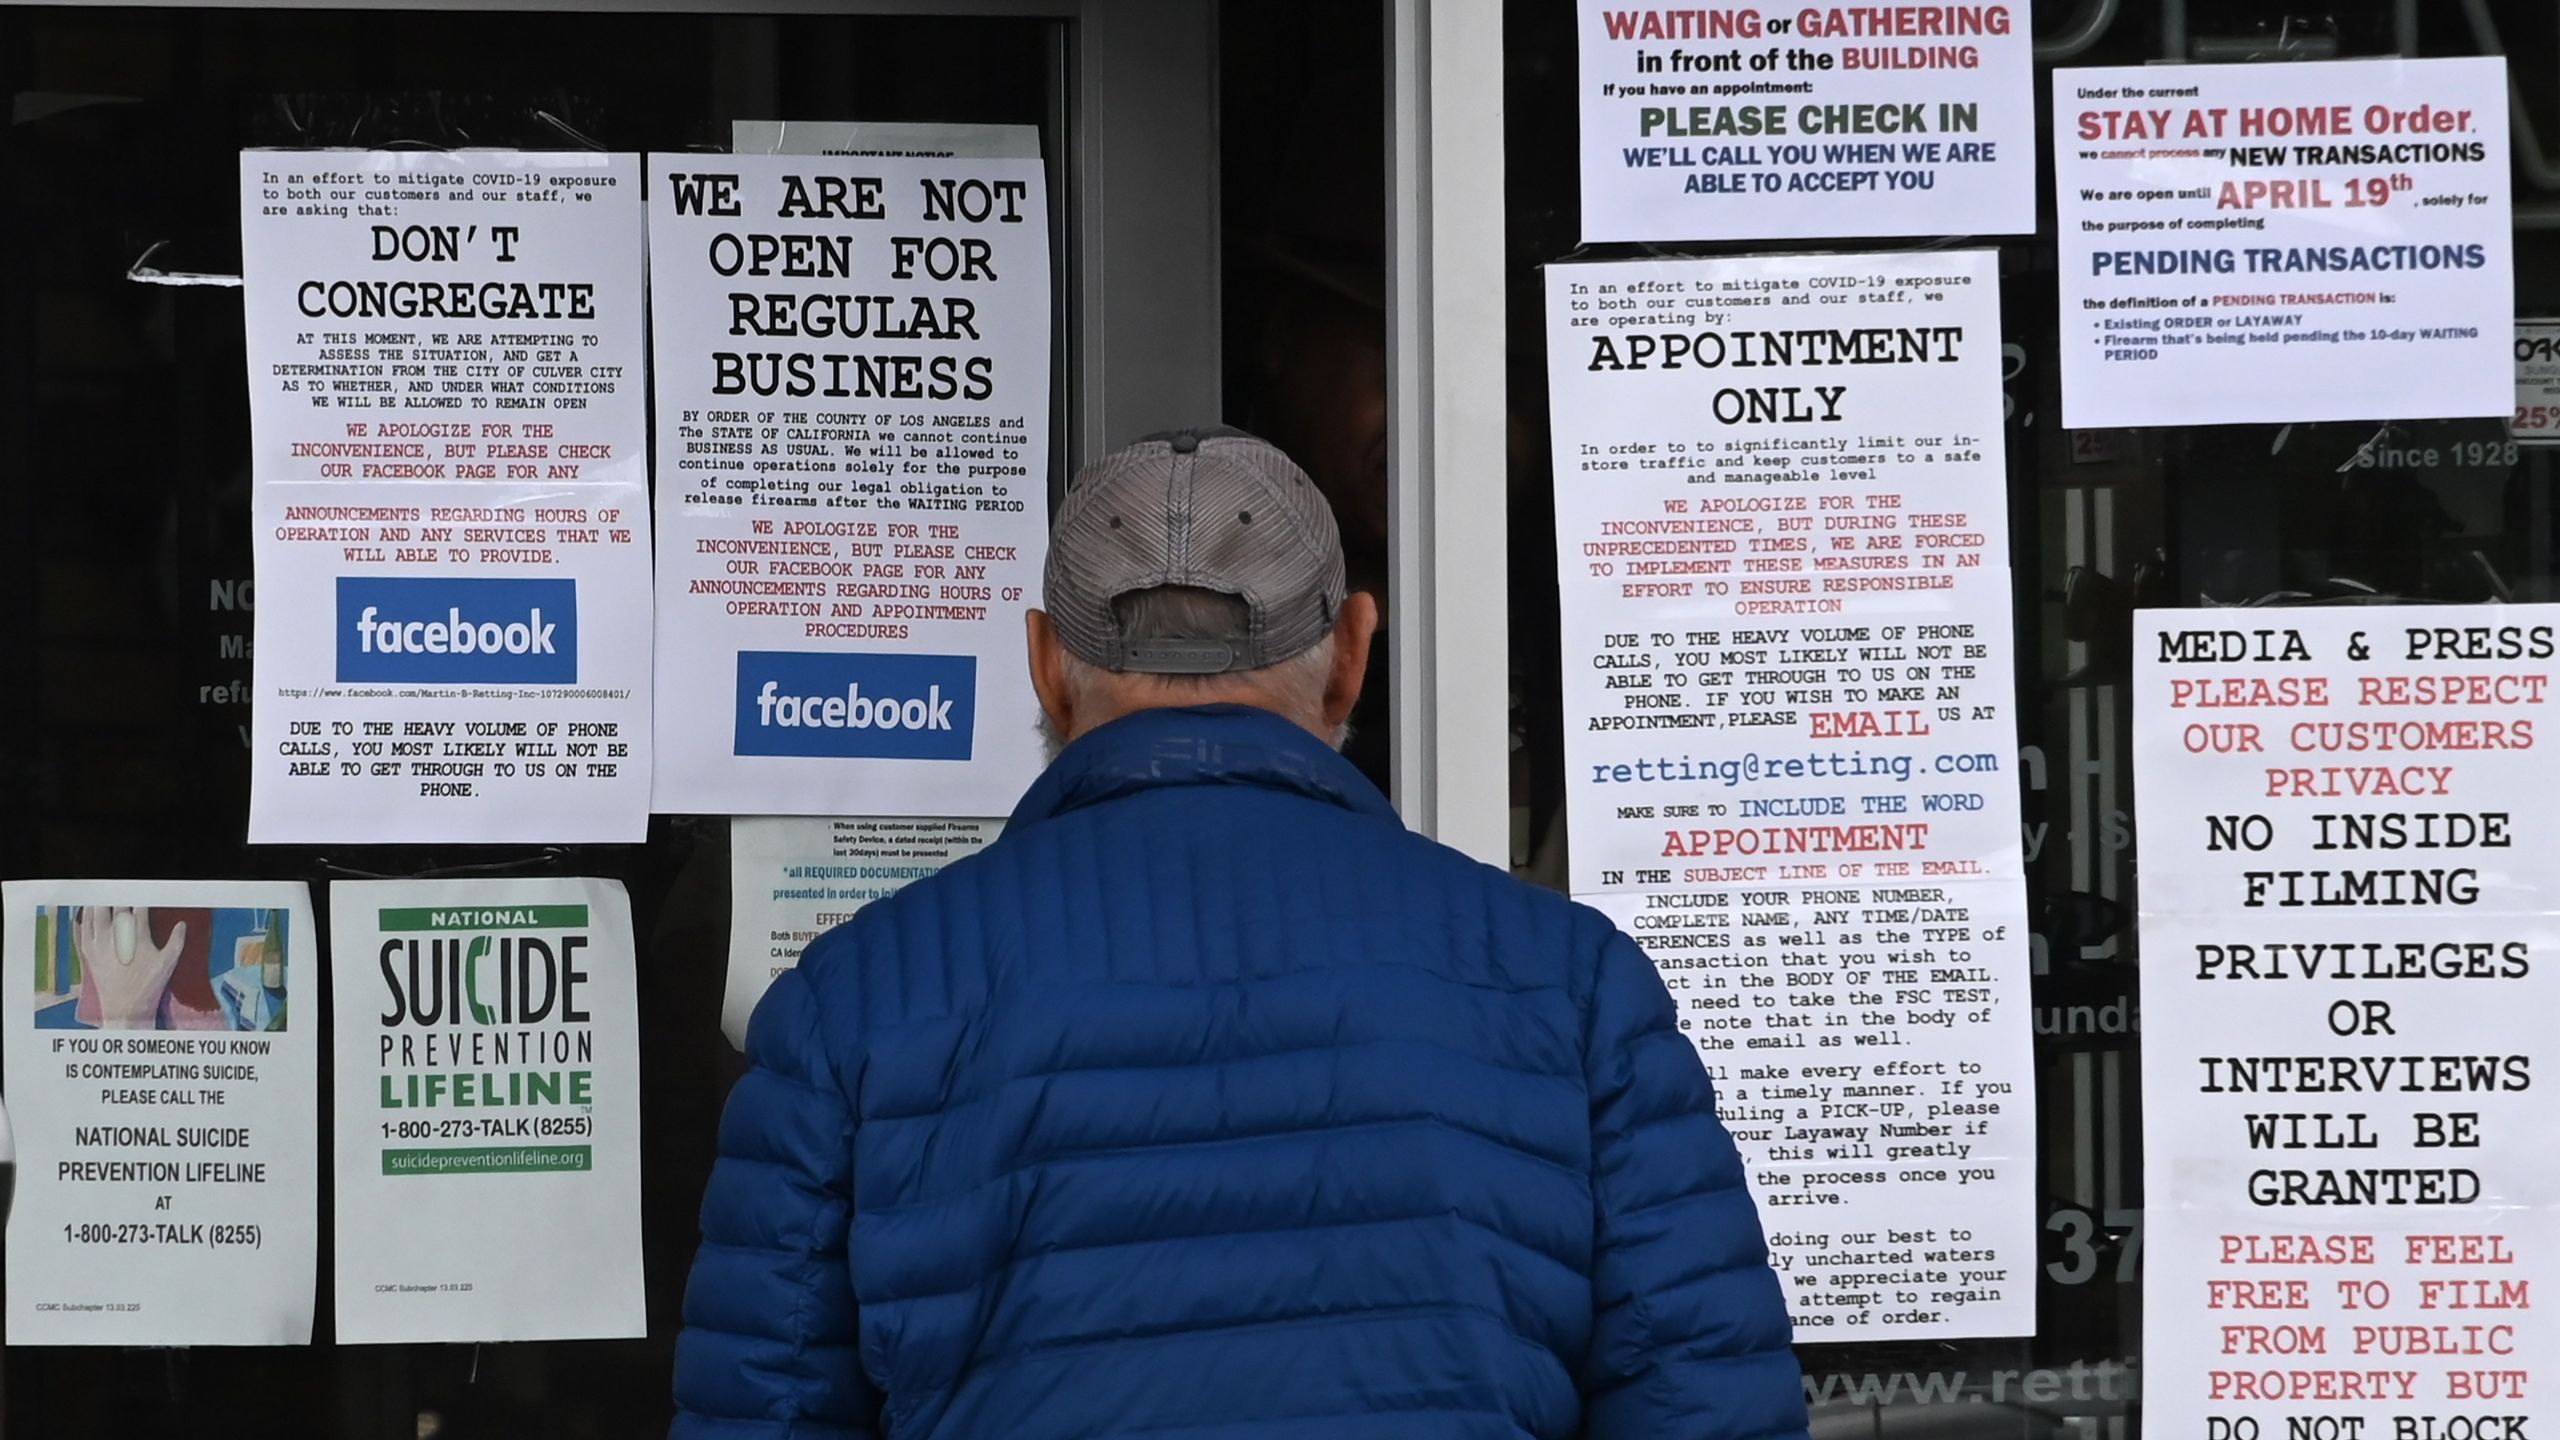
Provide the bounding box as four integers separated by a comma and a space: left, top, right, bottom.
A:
675, 704, 1805, 1440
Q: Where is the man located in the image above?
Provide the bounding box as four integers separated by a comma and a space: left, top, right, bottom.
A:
673, 429, 1805, 1440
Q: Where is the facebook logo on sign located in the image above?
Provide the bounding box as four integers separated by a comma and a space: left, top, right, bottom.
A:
335, 577, 579, 684
734, 651, 976, 761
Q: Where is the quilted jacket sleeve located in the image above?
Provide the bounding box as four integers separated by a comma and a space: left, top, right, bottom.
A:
1579, 927, 1808, 1440
672, 964, 878, 1439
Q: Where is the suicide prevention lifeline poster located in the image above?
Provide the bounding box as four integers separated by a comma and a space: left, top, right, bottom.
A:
3, 880, 320, 1346
330, 877, 644, 1343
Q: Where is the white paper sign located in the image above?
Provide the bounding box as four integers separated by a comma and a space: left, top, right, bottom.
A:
2054, 59, 2514, 429
1546, 251, 2035, 1341
733, 120, 1040, 160
240, 151, 654, 844
1576, 1, 2035, 243
3, 880, 319, 1345
724, 815, 1001, 1047
2135, 607, 2558, 1440
2515, 321, 2560, 444
647, 154, 1053, 817
330, 877, 644, 1343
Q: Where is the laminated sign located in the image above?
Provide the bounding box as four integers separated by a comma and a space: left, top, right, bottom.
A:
724, 815, 1000, 1046
240, 151, 654, 844
331, 878, 643, 1343
2, 880, 320, 1346
647, 152, 1053, 816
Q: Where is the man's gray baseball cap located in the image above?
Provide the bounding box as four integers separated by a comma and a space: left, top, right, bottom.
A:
1044, 427, 1347, 675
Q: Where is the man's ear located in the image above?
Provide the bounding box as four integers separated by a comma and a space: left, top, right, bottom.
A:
1026, 610, 1076, 739
1322, 592, 1380, 734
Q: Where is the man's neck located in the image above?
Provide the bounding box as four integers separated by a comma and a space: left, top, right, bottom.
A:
1068, 696, 1333, 748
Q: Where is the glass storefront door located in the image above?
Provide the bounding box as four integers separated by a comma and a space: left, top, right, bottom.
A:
0, 4, 1217, 1432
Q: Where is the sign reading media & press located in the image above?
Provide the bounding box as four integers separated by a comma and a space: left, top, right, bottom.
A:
2134, 609, 2555, 1440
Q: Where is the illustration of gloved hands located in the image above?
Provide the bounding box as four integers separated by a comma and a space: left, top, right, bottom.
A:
75, 906, 187, 1031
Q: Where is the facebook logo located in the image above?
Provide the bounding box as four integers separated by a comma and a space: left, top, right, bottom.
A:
747, 650, 983, 763
734, 651, 976, 761
335, 577, 579, 684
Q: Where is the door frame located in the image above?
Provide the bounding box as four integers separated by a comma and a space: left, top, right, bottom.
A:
1387, 0, 1508, 862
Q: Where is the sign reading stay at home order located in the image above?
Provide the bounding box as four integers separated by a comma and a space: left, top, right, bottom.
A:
2055, 58, 2513, 428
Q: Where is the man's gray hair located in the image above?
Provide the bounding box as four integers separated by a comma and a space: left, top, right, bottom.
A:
1051, 587, 1341, 751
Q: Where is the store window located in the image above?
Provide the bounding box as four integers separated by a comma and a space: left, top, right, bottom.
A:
21, 0, 2546, 1435
1503, 0, 2558, 1435
0, 8, 1091, 1435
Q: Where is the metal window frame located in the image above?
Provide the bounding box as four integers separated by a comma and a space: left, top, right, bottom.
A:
1387, 0, 1507, 863
5, 0, 1527, 857
0, 0, 1220, 467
